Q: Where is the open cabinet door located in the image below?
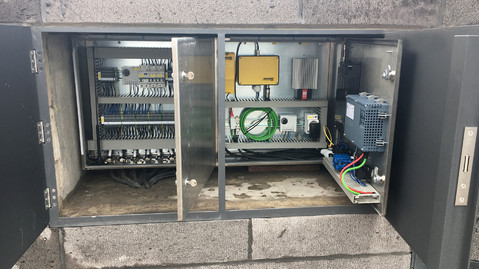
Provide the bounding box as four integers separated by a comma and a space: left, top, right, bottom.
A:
172, 37, 217, 221
0, 25, 49, 268
387, 28, 479, 269
324, 39, 402, 215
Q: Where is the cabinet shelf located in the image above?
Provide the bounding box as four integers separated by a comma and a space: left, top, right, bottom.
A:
225, 135, 322, 149
225, 97, 327, 108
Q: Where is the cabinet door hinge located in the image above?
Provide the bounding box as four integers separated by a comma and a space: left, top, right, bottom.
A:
44, 188, 52, 209
30, 49, 38, 74
44, 187, 57, 209
37, 121, 45, 144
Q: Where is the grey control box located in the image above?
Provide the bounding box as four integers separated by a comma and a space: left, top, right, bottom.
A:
344, 94, 389, 152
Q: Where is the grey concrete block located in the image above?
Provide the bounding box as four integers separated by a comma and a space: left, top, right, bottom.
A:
185, 254, 411, 269
302, 0, 440, 27
62, 220, 249, 268
0, 0, 41, 23
252, 214, 410, 260
42, 0, 300, 24
14, 228, 61, 269
443, 0, 479, 26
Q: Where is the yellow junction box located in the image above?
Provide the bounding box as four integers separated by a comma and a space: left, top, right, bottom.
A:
238, 55, 279, 85
225, 52, 236, 94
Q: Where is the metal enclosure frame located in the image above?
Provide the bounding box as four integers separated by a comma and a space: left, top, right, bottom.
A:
3, 23, 478, 269
26, 25, 389, 228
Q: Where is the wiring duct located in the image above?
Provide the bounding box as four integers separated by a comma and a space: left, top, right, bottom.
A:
339, 153, 374, 195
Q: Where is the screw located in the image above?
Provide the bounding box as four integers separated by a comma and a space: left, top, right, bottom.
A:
185, 178, 198, 187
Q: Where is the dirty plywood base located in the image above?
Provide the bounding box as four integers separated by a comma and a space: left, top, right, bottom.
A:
60, 166, 352, 217
60, 171, 220, 217
217, 167, 351, 210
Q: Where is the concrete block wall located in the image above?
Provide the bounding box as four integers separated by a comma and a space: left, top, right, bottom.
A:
15, 215, 411, 269
1, 0, 479, 27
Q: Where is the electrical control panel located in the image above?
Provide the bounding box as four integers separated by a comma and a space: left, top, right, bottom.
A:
344, 93, 389, 152
80, 42, 175, 168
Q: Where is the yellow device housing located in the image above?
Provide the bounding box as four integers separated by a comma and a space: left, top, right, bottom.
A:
238, 56, 279, 85
225, 52, 236, 94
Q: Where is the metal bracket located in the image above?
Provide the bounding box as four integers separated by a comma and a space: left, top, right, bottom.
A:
381, 65, 396, 81
30, 49, 38, 74
378, 112, 391, 119
376, 139, 388, 147
455, 127, 477, 206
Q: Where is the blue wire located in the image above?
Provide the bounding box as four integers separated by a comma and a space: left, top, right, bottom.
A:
349, 171, 367, 187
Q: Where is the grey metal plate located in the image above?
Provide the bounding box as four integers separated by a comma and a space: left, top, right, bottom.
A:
173, 37, 217, 221
0, 25, 49, 269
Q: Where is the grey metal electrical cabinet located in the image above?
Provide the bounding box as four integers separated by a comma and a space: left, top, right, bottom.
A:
1, 24, 478, 269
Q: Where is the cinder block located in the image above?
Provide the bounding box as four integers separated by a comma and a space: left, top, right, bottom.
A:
443, 0, 479, 26
251, 214, 410, 260
184, 254, 411, 269
14, 228, 61, 269
0, 0, 41, 23
41, 0, 300, 24
302, 0, 440, 27
62, 220, 249, 268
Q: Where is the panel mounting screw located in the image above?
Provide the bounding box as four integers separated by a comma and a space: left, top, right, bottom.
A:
181, 71, 195, 81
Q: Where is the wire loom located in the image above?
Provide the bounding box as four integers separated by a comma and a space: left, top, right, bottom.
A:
109, 169, 176, 188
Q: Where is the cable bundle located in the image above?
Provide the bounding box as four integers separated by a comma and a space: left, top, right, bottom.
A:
226, 148, 320, 161
339, 153, 374, 195
109, 168, 176, 188
239, 108, 278, 141
100, 125, 174, 140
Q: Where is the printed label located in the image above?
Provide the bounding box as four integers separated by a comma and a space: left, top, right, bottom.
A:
346, 103, 355, 120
